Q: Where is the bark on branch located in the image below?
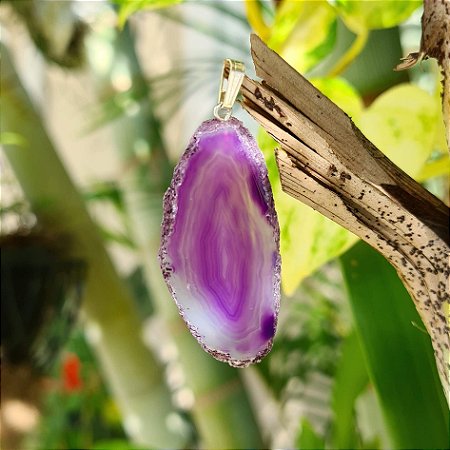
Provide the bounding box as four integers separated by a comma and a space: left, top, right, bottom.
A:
241, 34, 450, 403
395, 0, 450, 151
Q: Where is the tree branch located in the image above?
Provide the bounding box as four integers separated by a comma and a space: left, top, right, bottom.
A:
395, 0, 450, 151
241, 34, 450, 403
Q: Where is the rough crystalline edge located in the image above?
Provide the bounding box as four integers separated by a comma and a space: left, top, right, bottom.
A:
159, 117, 281, 367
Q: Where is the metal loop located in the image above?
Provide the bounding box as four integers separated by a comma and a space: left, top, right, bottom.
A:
213, 59, 245, 121
213, 103, 232, 121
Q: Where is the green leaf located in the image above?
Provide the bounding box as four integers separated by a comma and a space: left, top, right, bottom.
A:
357, 84, 440, 178
330, 331, 369, 449
116, 0, 183, 27
92, 440, 151, 450
333, 0, 421, 34
269, 0, 337, 73
83, 181, 124, 212
297, 418, 325, 449
0, 131, 27, 147
340, 241, 449, 448
259, 130, 359, 295
98, 226, 135, 249
416, 154, 450, 182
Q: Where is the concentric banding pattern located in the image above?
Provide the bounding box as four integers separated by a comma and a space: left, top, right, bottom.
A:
159, 118, 280, 367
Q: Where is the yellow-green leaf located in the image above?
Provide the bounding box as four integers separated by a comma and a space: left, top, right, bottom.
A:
259, 130, 358, 296
269, 0, 337, 73
416, 155, 450, 182
0, 131, 27, 147
116, 0, 183, 26
333, 0, 421, 34
279, 194, 358, 296
357, 84, 440, 178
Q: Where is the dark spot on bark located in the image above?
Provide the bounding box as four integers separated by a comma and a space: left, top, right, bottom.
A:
274, 105, 285, 118
328, 164, 338, 176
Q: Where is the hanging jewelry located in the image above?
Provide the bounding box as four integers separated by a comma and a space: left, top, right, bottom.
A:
159, 60, 281, 367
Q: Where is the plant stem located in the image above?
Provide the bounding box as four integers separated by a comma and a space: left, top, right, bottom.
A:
0, 43, 184, 448
328, 29, 369, 77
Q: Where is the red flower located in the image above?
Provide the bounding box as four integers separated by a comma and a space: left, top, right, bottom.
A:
62, 353, 83, 392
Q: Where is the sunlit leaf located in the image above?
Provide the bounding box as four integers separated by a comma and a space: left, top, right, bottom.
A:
0, 131, 27, 147
357, 84, 440, 178
244, 0, 271, 41
340, 241, 449, 448
333, 0, 421, 34
116, 0, 183, 27
259, 130, 358, 296
416, 154, 450, 182
269, 0, 337, 73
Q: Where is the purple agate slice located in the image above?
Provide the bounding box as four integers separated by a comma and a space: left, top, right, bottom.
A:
159, 118, 281, 367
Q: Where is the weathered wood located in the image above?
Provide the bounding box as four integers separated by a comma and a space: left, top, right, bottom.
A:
395, 0, 450, 150
240, 34, 450, 402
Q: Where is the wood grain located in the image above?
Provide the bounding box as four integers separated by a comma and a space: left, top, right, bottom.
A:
241, 34, 450, 403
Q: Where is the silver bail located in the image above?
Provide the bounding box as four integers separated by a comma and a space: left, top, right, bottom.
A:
213, 59, 245, 121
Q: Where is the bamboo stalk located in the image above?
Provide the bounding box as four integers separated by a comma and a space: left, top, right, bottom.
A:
0, 43, 184, 448
88, 26, 263, 448
240, 34, 449, 403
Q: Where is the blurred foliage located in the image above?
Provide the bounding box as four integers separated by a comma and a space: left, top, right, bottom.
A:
258, 266, 345, 395
2, 0, 448, 449
357, 84, 442, 178
28, 329, 127, 449
1, 233, 85, 372
333, 0, 421, 34
269, 0, 337, 73
115, 0, 183, 26
7, 0, 87, 68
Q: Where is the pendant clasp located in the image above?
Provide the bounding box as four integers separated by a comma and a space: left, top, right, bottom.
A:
214, 59, 245, 121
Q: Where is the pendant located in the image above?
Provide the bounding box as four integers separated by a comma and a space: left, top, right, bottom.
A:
159, 60, 281, 367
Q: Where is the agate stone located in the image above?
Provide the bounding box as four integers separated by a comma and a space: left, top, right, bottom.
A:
159, 118, 280, 367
